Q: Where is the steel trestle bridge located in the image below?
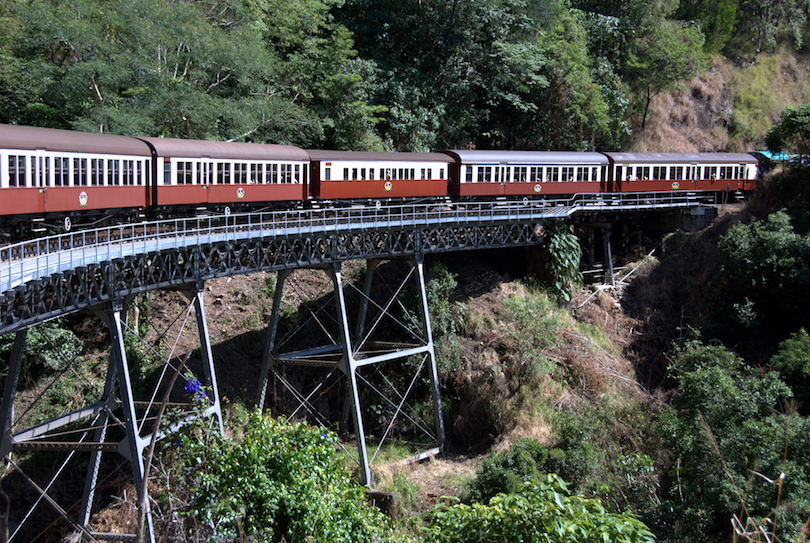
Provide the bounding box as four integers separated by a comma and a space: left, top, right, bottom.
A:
0, 192, 702, 542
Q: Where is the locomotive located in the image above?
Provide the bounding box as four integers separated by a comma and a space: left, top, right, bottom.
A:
0, 124, 759, 235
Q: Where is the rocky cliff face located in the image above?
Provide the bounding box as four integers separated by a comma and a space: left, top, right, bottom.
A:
630, 50, 810, 153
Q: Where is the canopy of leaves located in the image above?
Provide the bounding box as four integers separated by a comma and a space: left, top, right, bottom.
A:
171, 412, 390, 541
0, 0, 383, 147
766, 103, 810, 158
425, 473, 655, 543
713, 210, 810, 351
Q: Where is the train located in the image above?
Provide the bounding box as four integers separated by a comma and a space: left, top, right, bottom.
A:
0, 123, 760, 235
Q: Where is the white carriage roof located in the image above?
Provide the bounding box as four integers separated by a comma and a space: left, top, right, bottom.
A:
139, 137, 310, 162
441, 150, 610, 165
306, 150, 453, 163
604, 152, 758, 164
0, 124, 152, 156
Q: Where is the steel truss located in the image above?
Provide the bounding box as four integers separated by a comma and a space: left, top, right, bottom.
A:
0, 284, 222, 542
1, 220, 550, 337
257, 257, 445, 486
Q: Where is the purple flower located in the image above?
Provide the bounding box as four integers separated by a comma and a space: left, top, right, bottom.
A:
184, 378, 201, 395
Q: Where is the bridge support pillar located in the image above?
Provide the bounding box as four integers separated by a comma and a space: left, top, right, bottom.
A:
103, 300, 156, 543
257, 258, 445, 487
602, 226, 615, 287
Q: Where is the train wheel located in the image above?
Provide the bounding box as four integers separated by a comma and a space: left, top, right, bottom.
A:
63, 216, 72, 232
223, 205, 231, 217
522, 197, 529, 206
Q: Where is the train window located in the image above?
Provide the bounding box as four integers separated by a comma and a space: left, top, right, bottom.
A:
352, 168, 358, 180
638, 167, 649, 180
9, 155, 26, 187
250, 164, 261, 183
73, 158, 87, 186
466, 166, 473, 183
107, 159, 118, 185
343, 167, 349, 180
476, 168, 483, 183
548, 167, 557, 182
269, 164, 277, 183
123, 160, 133, 185
576, 168, 585, 182
369, 168, 376, 180
232, 163, 246, 184
324, 167, 331, 181
561, 167, 573, 182
421, 168, 426, 179
90, 159, 103, 186
440, 168, 445, 179
409, 168, 414, 179
177, 161, 193, 185
54, 157, 68, 186
530, 167, 537, 183
295, 164, 300, 183
652, 167, 664, 180
361, 168, 367, 180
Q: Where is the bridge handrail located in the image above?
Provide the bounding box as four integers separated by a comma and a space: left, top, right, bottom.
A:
0, 192, 701, 294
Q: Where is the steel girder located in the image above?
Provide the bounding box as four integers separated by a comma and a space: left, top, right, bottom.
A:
0, 222, 546, 336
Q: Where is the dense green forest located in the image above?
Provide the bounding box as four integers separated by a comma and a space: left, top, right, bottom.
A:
2, 0, 809, 151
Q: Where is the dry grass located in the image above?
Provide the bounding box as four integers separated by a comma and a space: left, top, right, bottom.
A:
631, 48, 810, 153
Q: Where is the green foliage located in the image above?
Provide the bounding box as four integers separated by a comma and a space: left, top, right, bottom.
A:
766, 102, 810, 158
161, 411, 390, 542
466, 438, 550, 503
2, 0, 381, 148
771, 328, 810, 410
501, 287, 564, 377
0, 320, 83, 373
544, 220, 584, 303
714, 210, 810, 348
657, 340, 810, 542
425, 473, 655, 543
426, 262, 463, 338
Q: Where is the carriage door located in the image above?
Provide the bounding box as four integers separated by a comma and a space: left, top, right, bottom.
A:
199, 160, 214, 203
35, 154, 48, 213
686, 164, 699, 183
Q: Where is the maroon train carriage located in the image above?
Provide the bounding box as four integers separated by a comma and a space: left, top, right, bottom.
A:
307, 150, 453, 201
442, 150, 611, 199
0, 124, 152, 232
604, 152, 760, 194
139, 137, 311, 215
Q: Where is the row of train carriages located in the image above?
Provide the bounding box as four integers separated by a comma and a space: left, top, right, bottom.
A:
0, 124, 760, 235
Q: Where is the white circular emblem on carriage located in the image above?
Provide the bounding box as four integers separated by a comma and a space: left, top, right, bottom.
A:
384, 182, 393, 191
534, 184, 542, 193
236, 188, 245, 199
79, 191, 88, 207
671, 182, 680, 190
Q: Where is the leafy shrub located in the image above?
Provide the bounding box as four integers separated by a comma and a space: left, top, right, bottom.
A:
159, 410, 390, 542
544, 220, 583, 303
657, 340, 810, 542
466, 438, 550, 503
425, 473, 655, 543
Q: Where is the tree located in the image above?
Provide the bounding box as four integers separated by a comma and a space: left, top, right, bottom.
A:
2, 0, 382, 147
766, 103, 810, 159
715, 210, 810, 350
162, 412, 391, 541
625, 19, 706, 129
